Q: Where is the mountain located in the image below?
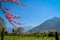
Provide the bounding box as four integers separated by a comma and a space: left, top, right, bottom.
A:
29, 17, 60, 32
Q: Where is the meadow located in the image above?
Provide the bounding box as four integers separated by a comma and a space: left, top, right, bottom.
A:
3, 36, 60, 40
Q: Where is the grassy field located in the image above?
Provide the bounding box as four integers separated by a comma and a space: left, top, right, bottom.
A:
3, 36, 60, 40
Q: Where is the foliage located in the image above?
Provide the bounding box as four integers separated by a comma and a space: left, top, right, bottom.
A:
48, 32, 55, 37
0, 17, 6, 35
14, 27, 24, 35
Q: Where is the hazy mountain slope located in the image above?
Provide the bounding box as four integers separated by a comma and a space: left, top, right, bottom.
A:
31, 17, 60, 32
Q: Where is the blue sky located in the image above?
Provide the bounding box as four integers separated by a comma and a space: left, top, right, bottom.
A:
0, 0, 60, 28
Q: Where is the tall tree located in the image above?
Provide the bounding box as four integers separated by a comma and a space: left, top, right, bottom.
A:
55, 32, 59, 40
15, 27, 24, 35
12, 28, 16, 35
0, 17, 6, 34
0, 17, 6, 40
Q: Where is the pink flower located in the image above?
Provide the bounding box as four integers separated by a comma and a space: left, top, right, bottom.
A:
5, 0, 9, 2
5, 8, 12, 10
10, 0, 15, 2
16, 2, 26, 6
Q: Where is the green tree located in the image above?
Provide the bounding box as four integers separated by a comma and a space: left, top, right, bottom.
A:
15, 27, 24, 36
0, 17, 6, 40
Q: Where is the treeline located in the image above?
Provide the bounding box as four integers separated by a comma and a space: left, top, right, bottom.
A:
4, 30, 60, 37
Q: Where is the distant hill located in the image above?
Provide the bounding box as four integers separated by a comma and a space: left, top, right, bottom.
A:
29, 17, 60, 33
22, 25, 34, 32
6, 25, 34, 33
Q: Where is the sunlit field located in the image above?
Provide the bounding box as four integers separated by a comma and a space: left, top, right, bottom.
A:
4, 36, 60, 40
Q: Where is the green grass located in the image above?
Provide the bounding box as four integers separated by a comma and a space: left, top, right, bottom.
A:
4, 36, 57, 40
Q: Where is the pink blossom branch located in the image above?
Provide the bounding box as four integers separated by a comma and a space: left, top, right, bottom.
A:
1, 0, 26, 6
1, 7, 22, 27
0, 0, 25, 27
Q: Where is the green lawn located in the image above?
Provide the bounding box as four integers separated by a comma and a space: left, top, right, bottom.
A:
3, 36, 57, 40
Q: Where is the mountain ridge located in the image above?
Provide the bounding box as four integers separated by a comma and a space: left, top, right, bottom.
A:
28, 17, 60, 33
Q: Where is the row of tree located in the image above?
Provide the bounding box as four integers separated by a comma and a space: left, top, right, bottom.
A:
4, 27, 24, 36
